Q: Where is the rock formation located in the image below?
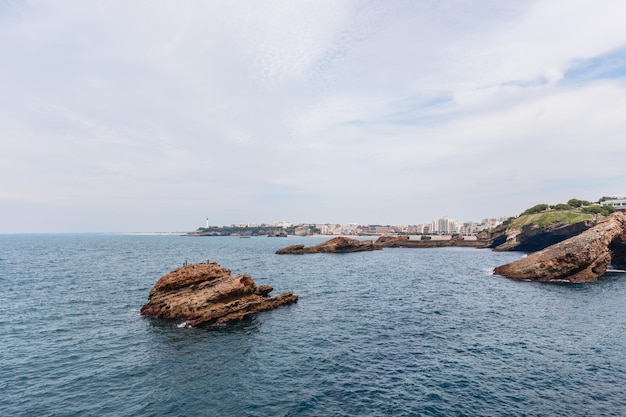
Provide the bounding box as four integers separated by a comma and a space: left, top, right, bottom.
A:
374, 235, 489, 249
140, 262, 298, 328
275, 236, 381, 254
493, 212, 626, 282
489, 219, 594, 252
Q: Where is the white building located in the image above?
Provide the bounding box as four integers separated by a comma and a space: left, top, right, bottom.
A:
601, 197, 626, 210
431, 216, 461, 234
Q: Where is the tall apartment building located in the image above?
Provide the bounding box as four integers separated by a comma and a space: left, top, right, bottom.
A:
431, 216, 462, 234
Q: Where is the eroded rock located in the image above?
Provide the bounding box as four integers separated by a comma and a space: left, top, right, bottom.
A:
140, 262, 298, 328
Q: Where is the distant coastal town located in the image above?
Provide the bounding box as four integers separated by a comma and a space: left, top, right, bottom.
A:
190, 196, 626, 237
190, 215, 509, 237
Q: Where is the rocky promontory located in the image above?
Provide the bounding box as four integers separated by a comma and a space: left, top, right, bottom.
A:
493, 212, 626, 283
140, 262, 298, 328
275, 236, 381, 254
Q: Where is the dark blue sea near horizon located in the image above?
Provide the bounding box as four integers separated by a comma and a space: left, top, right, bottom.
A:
1, 234, 625, 417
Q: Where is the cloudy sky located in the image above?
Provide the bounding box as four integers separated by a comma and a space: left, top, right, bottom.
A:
1, 0, 626, 232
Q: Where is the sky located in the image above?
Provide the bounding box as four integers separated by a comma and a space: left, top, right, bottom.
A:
1, 0, 626, 233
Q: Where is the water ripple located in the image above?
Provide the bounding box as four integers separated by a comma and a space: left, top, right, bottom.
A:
1, 236, 625, 416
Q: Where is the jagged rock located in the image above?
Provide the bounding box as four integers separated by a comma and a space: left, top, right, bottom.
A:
140, 262, 297, 328
275, 236, 381, 254
493, 212, 626, 282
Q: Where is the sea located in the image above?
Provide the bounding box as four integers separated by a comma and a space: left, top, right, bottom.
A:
1, 234, 625, 417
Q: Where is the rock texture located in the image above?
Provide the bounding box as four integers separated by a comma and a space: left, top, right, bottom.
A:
275, 236, 381, 254
140, 262, 298, 328
493, 212, 626, 282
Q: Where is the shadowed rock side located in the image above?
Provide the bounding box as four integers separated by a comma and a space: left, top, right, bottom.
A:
493, 212, 626, 283
489, 220, 594, 252
140, 262, 298, 328
275, 236, 381, 254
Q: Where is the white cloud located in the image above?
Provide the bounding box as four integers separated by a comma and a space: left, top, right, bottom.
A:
1, 0, 626, 231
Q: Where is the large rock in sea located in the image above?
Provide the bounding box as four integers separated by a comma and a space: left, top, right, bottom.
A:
140, 262, 298, 328
275, 236, 381, 254
493, 212, 626, 283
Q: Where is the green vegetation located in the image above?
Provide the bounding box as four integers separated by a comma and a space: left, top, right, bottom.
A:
550, 203, 572, 211
194, 224, 321, 236
567, 198, 592, 208
521, 204, 550, 215
510, 211, 593, 228
581, 205, 615, 216
512, 196, 618, 229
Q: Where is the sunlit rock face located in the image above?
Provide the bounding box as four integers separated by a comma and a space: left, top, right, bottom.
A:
494, 212, 626, 283
140, 262, 297, 328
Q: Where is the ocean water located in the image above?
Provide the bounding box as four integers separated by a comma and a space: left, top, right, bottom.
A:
1, 234, 625, 417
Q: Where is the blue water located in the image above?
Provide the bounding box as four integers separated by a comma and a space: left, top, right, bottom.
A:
1, 234, 625, 416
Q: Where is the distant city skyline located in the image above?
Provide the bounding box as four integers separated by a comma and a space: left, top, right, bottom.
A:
204, 215, 508, 236
2, 2, 626, 233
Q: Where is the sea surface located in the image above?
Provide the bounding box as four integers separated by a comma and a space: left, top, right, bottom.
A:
1, 234, 625, 416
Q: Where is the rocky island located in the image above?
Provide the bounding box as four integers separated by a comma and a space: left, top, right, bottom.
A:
140, 261, 298, 328
275, 236, 382, 254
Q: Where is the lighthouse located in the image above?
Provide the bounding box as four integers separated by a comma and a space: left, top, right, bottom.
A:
206, 218, 209, 228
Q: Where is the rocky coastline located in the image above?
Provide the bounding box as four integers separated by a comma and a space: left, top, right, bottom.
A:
272, 214, 626, 283
375, 235, 489, 249
275, 235, 489, 254
140, 261, 298, 328
493, 212, 626, 283
142, 211, 626, 331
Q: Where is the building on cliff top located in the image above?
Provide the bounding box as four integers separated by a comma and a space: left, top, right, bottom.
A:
601, 197, 626, 210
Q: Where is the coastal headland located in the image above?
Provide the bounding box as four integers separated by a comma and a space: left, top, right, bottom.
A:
493, 211, 626, 283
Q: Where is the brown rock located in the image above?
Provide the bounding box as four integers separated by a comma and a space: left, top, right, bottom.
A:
493, 212, 626, 282
374, 235, 489, 249
140, 262, 298, 328
375, 236, 409, 247
275, 236, 381, 254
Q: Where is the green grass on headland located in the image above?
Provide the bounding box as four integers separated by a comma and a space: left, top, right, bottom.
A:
510, 211, 594, 228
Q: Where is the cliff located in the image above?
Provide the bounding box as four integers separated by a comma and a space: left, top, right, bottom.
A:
489, 212, 595, 252
275, 236, 381, 254
493, 212, 626, 283
140, 262, 298, 328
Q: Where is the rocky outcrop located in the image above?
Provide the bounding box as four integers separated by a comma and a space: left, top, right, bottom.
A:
275, 236, 381, 254
374, 235, 489, 249
493, 212, 626, 282
140, 262, 298, 328
489, 219, 594, 252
